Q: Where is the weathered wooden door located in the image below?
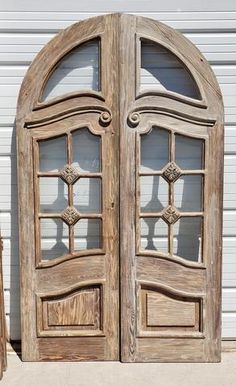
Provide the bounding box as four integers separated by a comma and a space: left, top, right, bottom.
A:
17, 14, 120, 361
119, 15, 224, 363
17, 14, 224, 362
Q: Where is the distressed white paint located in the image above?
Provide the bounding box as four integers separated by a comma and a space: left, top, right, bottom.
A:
0, 1, 236, 340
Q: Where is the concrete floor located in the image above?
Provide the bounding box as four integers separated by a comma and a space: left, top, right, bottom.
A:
1, 350, 236, 386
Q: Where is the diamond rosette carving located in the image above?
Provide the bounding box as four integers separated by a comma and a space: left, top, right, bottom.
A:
61, 206, 80, 225
162, 161, 181, 183
162, 205, 180, 225
60, 164, 79, 184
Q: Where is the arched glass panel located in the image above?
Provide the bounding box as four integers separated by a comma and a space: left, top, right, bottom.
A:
140, 40, 201, 99
139, 126, 205, 262
42, 39, 100, 101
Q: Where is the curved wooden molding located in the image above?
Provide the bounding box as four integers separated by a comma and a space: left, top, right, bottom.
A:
25, 106, 112, 129
138, 280, 204, 298
137, 120, 210, 139
137, 251, 206, 270
37, 279, 105, 304
128, 107, 216, 128
37, 250, 106, 269
136, 90, 206, 109
35, 90, 105, 111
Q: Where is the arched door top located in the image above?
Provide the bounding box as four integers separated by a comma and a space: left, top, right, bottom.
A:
17, 13, 223, 120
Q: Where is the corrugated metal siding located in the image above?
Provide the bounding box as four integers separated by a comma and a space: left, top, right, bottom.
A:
0, 1, 236, 340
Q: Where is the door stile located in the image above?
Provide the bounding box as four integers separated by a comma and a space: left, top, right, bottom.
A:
119, 14, 137, 362
101, 13, 121, 360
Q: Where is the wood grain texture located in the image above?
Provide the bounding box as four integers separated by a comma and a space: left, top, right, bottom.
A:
16, 13, 223, 362
17, 13, 120, 361
119, 14, 223, 362
46, 288, 99, 327
146, 292, 196, 327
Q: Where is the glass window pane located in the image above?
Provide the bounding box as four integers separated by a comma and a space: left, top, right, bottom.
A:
140, 218, 168, 253
39, 177, 68, 213
73, 178, 101, 213
141, 127, 169, 172
39, 136, 67, 172
42, 39, 100, 100
140, 40, 200, 99
140, 176, 168, 213
174, 176, 202, 212
40, 218, 69, 260
175, 135, 204, 170
72, 128, 100, 172
74, 219, 101, 251
173, 217, 202, 261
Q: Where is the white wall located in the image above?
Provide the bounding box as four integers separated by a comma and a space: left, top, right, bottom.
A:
0, 0, 236, 339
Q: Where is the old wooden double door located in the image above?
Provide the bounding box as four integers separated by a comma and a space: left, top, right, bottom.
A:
17, 14, 223, 362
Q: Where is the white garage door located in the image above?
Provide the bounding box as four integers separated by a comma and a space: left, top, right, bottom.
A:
0, 0, 235, 340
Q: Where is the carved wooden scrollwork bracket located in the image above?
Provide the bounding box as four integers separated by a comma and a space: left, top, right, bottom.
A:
99, 111, 112, 126
128, 112, 141, 127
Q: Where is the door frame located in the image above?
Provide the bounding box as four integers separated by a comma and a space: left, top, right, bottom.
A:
16, 13, 224, 362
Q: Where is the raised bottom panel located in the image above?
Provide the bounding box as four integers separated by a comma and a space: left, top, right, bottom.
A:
36, 284, 103, 337
138, 284, 204, 338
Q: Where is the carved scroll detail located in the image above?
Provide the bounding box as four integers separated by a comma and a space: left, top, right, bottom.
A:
99, 111, 112, 126
128, 112, 141, 127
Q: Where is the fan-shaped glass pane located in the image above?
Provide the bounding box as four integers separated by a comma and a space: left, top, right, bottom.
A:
42, 39, 100, 101
140, 40, 201, 99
